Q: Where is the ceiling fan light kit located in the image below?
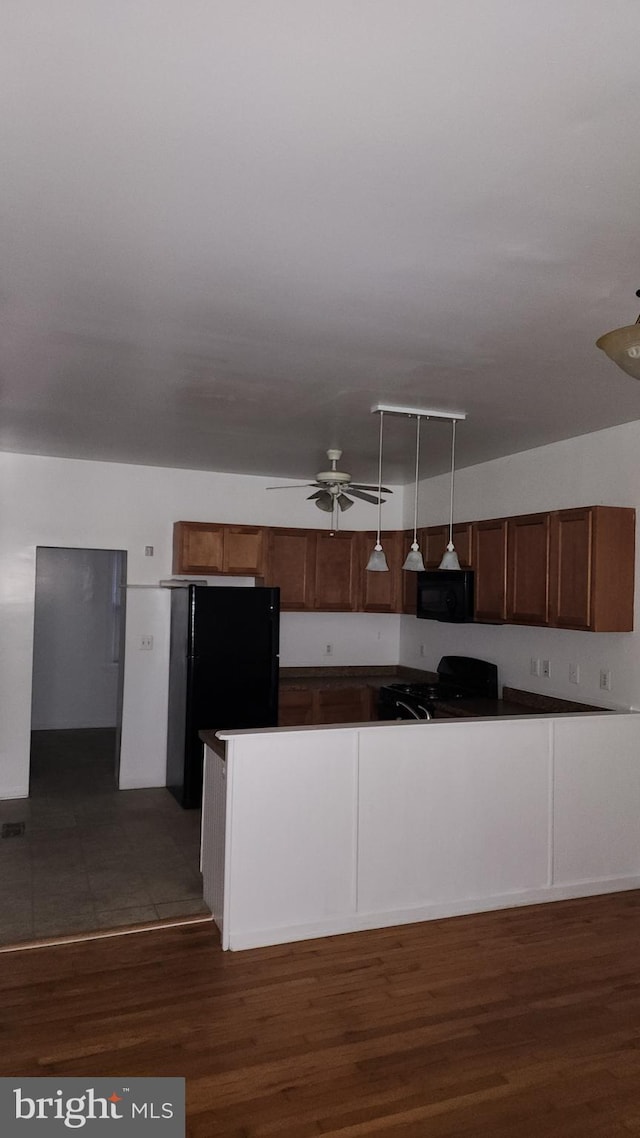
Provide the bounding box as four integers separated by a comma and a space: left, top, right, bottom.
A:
596, 290, 640, 381
266, 447, 392, 527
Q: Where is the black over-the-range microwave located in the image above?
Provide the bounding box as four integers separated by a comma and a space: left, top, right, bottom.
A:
416, 569, 475, 622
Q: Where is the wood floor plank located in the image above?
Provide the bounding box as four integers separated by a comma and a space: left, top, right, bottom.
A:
2, 894, 640, 1134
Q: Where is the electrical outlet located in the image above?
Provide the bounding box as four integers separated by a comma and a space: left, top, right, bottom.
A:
419, 644, 426, 658
569, 662, 580, 685
542, 659, 551, 678
600, 668, 612, 691
324, 643, 333, 656
144, 545, 154, 557
139, 635, 154, 650
530, 658, 541, 677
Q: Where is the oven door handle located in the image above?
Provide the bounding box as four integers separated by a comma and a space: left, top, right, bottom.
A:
395, 699, 426, 720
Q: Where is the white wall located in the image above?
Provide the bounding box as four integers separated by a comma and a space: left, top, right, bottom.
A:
31, 547, 122, 730
0, 450, 404, 798
280, 612, 401, 666
401, 420, 640, 709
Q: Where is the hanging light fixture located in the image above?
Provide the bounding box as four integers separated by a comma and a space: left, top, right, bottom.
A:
366, 410, 389, 572
366, 403, 467, 572
402, 415, 425, 572
596, 290, 640, 380
439, 418, 461, 570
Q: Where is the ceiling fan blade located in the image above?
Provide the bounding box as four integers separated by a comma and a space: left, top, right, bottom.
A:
314, 492, 334, 512
337, 494, 354, 511
265, 483, 317, 490
350, 484, 393, 494
348, 488, 386, 505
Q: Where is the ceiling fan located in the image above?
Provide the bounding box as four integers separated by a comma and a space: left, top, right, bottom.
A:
266, 449, 392, 512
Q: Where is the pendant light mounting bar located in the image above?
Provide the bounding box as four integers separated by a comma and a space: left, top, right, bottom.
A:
371, 403, 466, 422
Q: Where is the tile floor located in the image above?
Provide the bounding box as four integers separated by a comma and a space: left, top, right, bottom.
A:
0, 728, 210, 946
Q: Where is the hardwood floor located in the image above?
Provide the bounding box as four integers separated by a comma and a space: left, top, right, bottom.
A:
3, 892, 640, 1135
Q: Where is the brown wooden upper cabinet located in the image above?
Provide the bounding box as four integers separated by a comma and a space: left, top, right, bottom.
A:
312, 531, 359, 611
359, 530, 403, 613
506, 513, 551, 625
402, 529, 418, 614
173, 521, 225, 574
473, 518, 508, 622
423, 525, 448, 569
423, 523, 473, 569
549, 506, 635, 632
173, 521, 265, 576
173, 507, 634, 628
264, 527, 317, 611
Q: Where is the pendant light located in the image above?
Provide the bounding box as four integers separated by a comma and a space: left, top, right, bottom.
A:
596, 290, 640, 380
366, 410, 389, 572
402, 415, 425, 572
439, 418, 461, 570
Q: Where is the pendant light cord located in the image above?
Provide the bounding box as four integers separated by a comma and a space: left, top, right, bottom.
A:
412, 416, 421, 543
376, 411, 384, 544
448, 419, 457, 545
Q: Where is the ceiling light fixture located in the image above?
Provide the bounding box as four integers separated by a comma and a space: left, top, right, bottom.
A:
596, 290, 640, 380
366, 410, 389, 572
439, 418, 461, 570
402, 415, 426, 572
368, 403, 466, 574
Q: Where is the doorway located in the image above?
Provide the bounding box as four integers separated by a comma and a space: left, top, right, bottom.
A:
0, 548, 209, 947
30, 546, 127, 793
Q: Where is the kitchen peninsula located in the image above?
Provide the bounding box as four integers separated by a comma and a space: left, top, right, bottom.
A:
200, 705, 639, 952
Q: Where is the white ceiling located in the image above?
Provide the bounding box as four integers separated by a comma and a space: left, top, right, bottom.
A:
2, 1, 640, 484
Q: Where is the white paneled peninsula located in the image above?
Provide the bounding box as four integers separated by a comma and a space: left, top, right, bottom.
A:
201, 712, 640, 951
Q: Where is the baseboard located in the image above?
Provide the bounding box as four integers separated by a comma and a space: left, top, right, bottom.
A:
0, 786, 29, 802
226, 875, 640, 951
118, 777, 167, 790
30, 723, 118, 732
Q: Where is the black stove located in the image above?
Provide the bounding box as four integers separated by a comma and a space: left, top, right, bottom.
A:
378, 656, 498, 721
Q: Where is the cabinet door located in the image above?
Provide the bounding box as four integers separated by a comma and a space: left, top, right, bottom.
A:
402, 529, 418, 613
278, 688, 314, 727
506, 513, 550, 625
360, 531, 403, 612
590, 506, 635, 632
451, 522, 473, 568
173, 522, 224, 574
265, 528, 316, 611
313, 532, 359, 611
423, 526, 449, 569
315, 686, 372, 724
549, 508, 592, 629
222, 525, 266, 576
473, 519, 508, 622
423, 523, 472, 569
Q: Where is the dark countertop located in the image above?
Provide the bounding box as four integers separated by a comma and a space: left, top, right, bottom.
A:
279, 666, 436, 693
431, 698, 532, 718
201, 678, 615, 755
431, 686, 611, 719
278, 671, 610, 715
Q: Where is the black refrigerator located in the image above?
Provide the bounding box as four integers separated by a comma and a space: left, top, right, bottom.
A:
166, 585, 280, 808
